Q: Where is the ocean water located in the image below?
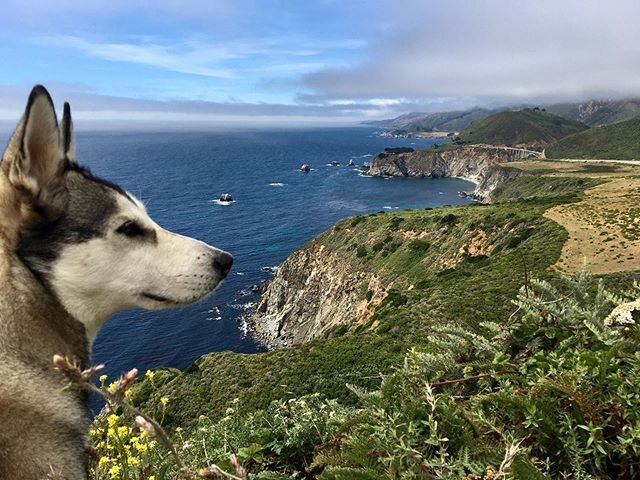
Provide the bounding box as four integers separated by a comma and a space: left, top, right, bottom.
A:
1, 127, 474, 378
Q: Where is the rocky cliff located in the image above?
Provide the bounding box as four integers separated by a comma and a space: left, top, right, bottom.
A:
247, 241, 390, 349
367, 146, 526, 200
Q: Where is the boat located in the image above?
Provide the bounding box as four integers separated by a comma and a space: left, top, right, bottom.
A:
348, 159, 355, 167
330, 160, 340, 166
219, 193, 233, 202
300, 164, 311, 172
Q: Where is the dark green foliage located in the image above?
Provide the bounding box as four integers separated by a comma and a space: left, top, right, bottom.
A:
132, 335, 408, 430
133, 273, 640, 479
438, 213, 458, 226
407, 239, 430, 253
350, 216, 364, 227
356, 245, 367, 258
383, 147, 414, 154
388, 217, 404, 231
371, 241, 384, 253
547, 117, 640, 159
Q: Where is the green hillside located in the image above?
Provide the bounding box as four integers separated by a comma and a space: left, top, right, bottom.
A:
547, 117, 640, 159
457, 108, 588, 146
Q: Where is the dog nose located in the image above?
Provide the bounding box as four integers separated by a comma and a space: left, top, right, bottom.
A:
212, 252, 233, 277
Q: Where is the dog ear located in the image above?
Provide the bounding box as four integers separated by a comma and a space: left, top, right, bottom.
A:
61, 101, 76, 164
2, 85, 67, 215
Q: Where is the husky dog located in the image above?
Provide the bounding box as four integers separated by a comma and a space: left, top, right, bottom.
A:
0, 86, 233, 478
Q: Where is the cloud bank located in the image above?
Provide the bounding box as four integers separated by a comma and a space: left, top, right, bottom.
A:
2, 0, 640, 125
305, 0, 640, 105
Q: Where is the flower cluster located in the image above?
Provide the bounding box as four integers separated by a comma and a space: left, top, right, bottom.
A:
90, 409, 159, 479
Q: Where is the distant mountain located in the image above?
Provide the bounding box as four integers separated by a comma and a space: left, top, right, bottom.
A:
366, 99, 640, 137
546, 99, 640, 126
546, 117, 640, 160
364, 107, 500, 132
456, 109, 588, 147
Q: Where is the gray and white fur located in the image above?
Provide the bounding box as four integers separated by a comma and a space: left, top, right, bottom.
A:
0, 85, 233, 478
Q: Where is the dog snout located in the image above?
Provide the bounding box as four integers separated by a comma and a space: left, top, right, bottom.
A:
212, 251, 233, 277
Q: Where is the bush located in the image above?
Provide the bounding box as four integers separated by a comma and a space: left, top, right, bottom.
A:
91, 271, 640, 479
407, 239, 430, 253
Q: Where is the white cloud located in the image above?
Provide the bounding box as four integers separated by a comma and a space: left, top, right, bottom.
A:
40, 34, 359, 80
305, 0, 640, 104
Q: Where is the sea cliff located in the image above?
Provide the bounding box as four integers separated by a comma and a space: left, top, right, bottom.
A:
245, 175, 577, 350
367, 145, 526, 200
248, 242, 388, 349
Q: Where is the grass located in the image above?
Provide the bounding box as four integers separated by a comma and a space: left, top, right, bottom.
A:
457, 108, 587, 146
546, 117, 640, 159
490, 175, 603, 203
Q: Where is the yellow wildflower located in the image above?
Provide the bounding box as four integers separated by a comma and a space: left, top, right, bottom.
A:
98, 456, 110, 468
107, 414, 119, 427
117, 425, 131, 437
99, 374, 108, 383
107, 427, 116, 437
108, 465, 120, 478
127, 456, 140, 466
160, 396, 169, 407
149, 477, 156, 480
145, 370, 155, 380
124, 389, 133, 401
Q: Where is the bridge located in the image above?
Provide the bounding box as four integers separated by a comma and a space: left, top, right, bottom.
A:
479, 145, 543, 159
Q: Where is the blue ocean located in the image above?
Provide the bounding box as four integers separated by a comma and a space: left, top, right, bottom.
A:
2, 127, 474, 378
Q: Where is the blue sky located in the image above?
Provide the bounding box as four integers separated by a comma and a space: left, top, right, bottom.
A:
1, 0, 639, 127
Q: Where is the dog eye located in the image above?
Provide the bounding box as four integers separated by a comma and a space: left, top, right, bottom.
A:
115, 221, 146, 237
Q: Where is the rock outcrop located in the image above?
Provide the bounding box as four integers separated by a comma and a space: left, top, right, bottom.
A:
247, 243, 389, 349
368, 145, 526, 201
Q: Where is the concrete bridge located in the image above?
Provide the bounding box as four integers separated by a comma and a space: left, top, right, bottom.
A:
481, 145, 543, 159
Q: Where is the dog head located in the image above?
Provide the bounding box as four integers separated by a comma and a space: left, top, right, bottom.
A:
1, 85, 233, 340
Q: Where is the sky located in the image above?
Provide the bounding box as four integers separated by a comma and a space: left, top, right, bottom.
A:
1, 0, 639, 128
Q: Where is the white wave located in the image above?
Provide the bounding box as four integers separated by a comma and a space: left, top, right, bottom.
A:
212, 199, 235, 205
383, 206, 399, 210
268, 182, 285, 187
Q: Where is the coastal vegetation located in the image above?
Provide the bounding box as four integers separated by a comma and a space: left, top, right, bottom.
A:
546, 117, 640, 160
91, 268, 640, 479
455, 109, 588, 147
